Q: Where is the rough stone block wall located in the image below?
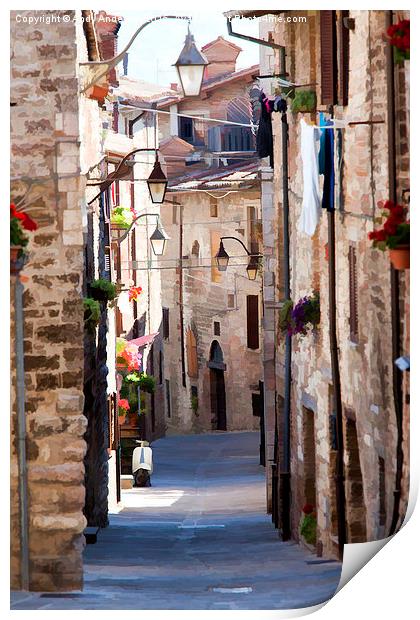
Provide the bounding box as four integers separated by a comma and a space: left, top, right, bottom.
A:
10, 10, 87, 590
272, 11, 407, 559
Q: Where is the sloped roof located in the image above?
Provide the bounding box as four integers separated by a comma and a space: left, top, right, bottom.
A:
201, 36, 242, 53
168, 160, 260, 191
156, 64, 259, 109
114, 76, 178, 105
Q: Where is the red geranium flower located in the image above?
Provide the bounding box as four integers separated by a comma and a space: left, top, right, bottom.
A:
10, 204, 38, 231
118, 398, 130, 411
128, 286, 143, 302
302, 503, 314, 515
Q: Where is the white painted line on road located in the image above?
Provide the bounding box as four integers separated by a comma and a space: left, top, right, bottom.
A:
211, 587, 253, 594
178, 524, 225, 529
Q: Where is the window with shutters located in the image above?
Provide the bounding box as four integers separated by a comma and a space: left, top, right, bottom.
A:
338, 10, 350, 106
320, 10, 338, 106
348, 245, 358, 343
162, 307, 170, 340
210, 196, 218, 218
159, 350, 163, 384
186, 327, 198, 378
246, 295, 259, 350
165, 379, 171, 418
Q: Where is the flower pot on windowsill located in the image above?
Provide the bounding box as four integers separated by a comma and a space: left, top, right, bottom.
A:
86, 83, 109, 102
389, 245, 410, 270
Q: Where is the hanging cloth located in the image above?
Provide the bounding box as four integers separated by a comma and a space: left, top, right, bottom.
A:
256, 91, 273, 167
319, 113, 335, 211
298, 118, 321, 237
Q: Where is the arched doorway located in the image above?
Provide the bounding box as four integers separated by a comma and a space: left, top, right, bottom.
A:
208, 341, 227, 431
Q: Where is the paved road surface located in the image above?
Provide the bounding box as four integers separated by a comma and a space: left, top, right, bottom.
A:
11, 431, 341, 610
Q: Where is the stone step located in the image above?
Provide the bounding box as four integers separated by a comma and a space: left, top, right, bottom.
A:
121, 475, 133, 489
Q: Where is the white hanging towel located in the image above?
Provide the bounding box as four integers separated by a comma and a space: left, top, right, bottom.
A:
298, 118, 321, 236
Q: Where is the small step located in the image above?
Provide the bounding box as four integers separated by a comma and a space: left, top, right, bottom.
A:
83, 526, 99, 545
121, 475, 133, 489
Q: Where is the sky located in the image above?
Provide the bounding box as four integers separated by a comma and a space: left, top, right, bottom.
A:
116, 10, 260, 87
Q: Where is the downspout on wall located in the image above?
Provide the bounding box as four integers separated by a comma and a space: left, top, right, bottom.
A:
385, 10, 404, 536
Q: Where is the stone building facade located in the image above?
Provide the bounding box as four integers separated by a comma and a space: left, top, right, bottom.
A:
256, 10, 410, 558
10, 10, 88, 590
161, 171, 263, 434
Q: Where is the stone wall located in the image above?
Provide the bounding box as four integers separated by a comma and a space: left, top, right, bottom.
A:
10, 10, 87, 590
268, 10, 409, 558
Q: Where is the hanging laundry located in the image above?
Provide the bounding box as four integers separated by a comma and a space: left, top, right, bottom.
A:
298, 118, 321, 237
319, 113, 335, 211
256, 92, 273, 167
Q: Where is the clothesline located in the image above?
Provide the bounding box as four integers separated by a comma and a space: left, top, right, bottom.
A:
129, 106, 257, 129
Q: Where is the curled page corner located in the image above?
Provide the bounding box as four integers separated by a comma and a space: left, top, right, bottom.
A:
335, 536, 392, 595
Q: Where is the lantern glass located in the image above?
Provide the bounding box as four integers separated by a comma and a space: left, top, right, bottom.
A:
176, 64, 205, 97
215, 241, 229, 272
150, 225, 168, 256
246, 262, 258, 281
147, 179, 168, 204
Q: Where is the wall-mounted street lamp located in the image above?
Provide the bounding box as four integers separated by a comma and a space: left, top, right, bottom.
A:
87, 148, 168, 206
147, 156, 168, 204
215, 237, 262, 281
174, 25, 209, 97
79, 15, 206, 99
112, 212, 169, 257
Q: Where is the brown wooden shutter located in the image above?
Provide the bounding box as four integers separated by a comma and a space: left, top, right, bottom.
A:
338, 10, 350, 106
320, 10, 338, 105
162, 308, 170, 339
186, 328, 198, 378
247, 295, 259, 350
348, 245, 358, 342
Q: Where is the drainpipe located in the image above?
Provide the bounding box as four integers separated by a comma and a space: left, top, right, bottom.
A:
278, 47, 292, 541
324, 103, 347, 559
226, 18, 285, 50
386, 10, 404, 536
14, 274, 30, 590
179, 202, 186, 388
328, 207, 347, 560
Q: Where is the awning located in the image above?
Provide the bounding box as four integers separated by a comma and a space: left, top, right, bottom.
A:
127, 333, 158, 348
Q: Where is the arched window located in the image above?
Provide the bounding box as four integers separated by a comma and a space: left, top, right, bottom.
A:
186, 328, 198, 378
192, 240, 200, 256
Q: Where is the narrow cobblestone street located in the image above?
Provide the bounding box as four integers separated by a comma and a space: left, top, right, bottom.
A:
11, 432, 341, 610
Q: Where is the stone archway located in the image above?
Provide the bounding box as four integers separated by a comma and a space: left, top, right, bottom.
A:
208, 341, 227, 431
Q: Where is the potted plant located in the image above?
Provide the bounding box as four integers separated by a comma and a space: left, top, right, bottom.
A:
129, 285, 143, 302
125, 370, 156, 394
300, 503, 317, 546
368, 200, 410, 269
385, 18, 410, 64
279, 292, 320, 336
110, 206, 134, 230
86, 82, 109, 102
290, 90, 316, 114
118, 398, 130, 424
89, 278, 117, 302
116, 338, 142, 372
10, 203, 37, 271
83, 297, 101, 332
